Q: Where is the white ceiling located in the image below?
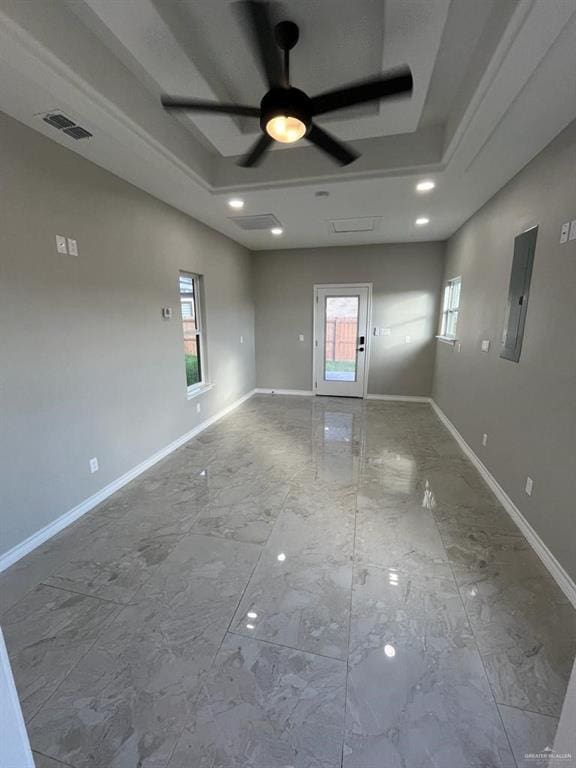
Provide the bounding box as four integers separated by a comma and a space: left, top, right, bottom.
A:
0, 0, 575, 250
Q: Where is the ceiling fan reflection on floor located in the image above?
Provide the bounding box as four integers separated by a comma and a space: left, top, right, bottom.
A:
161, 0, 413, 168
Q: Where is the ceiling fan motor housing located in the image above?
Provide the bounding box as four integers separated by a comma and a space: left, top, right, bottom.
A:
260, 87, 312, 136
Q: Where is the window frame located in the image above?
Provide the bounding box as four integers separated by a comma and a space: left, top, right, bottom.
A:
439, 276, 461, 341
179, 271, 208, 398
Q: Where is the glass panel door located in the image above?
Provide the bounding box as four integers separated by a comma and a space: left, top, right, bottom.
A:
314, 285, 370, 398
324, 295, 359, 382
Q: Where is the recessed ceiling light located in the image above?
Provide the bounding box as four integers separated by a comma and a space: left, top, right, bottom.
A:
271, 227, 284, 236
415, 217, 430, 226
228, 198, 244, 209
416, 180, 435, 192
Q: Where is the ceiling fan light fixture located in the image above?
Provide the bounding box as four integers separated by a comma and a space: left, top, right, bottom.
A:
265, 115, 307, 144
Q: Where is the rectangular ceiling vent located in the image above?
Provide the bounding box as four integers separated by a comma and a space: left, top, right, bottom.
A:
39, 112, 93, 140
63, 126, 93, 140
329, 217, 380, 233
229, 214, 282, 231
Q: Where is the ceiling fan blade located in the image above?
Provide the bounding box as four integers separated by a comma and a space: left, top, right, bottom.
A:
307, 123, 359, 166
235, 1, 286, 88
309, 67, 413, 116
161, 96, 260, 117
238, 133, 273, 167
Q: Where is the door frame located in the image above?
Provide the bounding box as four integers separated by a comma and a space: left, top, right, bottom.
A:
312, 282, 373, 398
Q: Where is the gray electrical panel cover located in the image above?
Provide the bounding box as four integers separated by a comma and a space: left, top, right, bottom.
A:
500, 226, 538, 363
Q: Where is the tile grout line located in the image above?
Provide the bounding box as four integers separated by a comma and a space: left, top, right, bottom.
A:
37, 581, 129, 608
26, 599, 124, 729
340, 485, 359, 768
163, 481, 295, 768
412, 416, 522, 767
495, 701, 560, 721
438, 527, 520, 768
32, 749, 77, 768
226, 630, 347, 664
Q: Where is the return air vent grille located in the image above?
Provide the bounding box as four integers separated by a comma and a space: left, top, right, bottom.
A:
229, 214, 282, 231
63, 126, 93, 140
39, 112, 93, 141
43, 113, 75, 130
329, 217, 380, 233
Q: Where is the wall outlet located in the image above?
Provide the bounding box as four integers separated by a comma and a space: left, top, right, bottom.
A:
481, 339, 490, 352
482, 433, 488, 447
525, 476, 533, 496
560, 222, 570, 244
196, 402, 201, 414
56, 235, 67, 254
299, 334, 305, 342
67, 238, 78, 256
569, 219, 576, 241
89, 457, 99, 474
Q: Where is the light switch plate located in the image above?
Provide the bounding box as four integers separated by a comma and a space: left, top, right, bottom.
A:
569, 219, 576, 241
56, 235, 67, 254
560, 222, 569, 244
482, 433, 488, 447
481, 339, 490, 352
89, 457, 99, 474
299, 334, 304, 342
67, 238, 78, 256
161, 307, 172, 320
240, 335, 244, 344
405, 335, 411, 343
525, 476, 533, 496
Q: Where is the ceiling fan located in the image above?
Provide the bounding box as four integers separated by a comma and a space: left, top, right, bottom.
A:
161, 1, 413, 168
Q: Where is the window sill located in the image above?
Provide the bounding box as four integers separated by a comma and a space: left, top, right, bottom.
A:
187, 382, 214, 400
436, 335, 457, 345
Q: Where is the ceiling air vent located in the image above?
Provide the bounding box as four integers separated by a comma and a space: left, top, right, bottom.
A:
229, 214, 282, 231
43, 113, 75, 130
63, 126, 93, 140
39, 111, 93, 141
329, 217, 380, 233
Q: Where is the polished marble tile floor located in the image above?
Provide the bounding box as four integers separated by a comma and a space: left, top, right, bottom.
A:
2, 395, 575, 768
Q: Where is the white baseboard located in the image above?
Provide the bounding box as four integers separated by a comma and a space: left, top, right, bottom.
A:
254, 388, 314, 396
430, 399, 576, 609
367, 394, 432, 403
255, 390, 432, 402
0, 389, 256, 573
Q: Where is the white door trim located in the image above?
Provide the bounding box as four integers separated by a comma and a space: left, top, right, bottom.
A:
312, 283, 373, 398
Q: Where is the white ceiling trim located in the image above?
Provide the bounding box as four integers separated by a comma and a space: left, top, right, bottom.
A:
0, 7, 212, 193
444, 0, 576, 170
76, 0, 451, 155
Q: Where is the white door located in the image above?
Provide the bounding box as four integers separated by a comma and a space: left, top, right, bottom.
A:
313, 284, 370, 397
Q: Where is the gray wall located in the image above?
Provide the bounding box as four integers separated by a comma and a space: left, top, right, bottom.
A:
253, 243, 445, 396
433, 119, 576, 583
0, 112, 255, 558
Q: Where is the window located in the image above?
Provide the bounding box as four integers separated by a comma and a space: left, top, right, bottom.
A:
440, 276, 461, 339
179, 272, 205, 393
